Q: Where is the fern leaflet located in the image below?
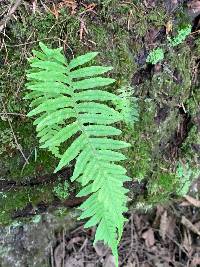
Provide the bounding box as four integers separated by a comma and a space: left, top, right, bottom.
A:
26, 42, 132, 266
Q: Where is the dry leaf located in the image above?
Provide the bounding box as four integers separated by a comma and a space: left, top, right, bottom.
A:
67, 236, 83, 249
187, 0, 200, 19
190, 254, 200, 266
179, 200, 191, 207
183, 229, 192, 255
94, 241, 109, 257
63, 0, 77, 14
188, 0, 200, 11
132, 214, 142, 232
184, 195, 200, 208
181, 216, 200, 236
31, 0, 37, 14
65, 253, 84, 267
159, 210, 168, 241
166, 20, 173, 35
103, 255, 116, 267
153, 205, 165, 228
124, 262, 136, 267
142, 228, 155, 247
159, 211, 176, 240
194, 221, 200, 231
54, 242, 65, 267
171, 0, 178, 4
50, 3, 59, 19
143, 0, 156, 8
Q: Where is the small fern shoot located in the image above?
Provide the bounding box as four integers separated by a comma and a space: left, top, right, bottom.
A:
25, 42, 132, 266
115, 85, 139, 126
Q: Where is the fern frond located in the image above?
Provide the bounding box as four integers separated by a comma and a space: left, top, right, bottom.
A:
26, 42, 133, 266
114, 85, 139, 126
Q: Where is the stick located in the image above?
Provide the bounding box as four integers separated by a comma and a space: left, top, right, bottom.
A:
0, 0, 22, 33
0, 97, 29, 164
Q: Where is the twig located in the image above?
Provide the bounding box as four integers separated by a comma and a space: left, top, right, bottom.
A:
0, 112, 26, 117
0, 97, 29, 164
62, 229, 65, 267
0, 0, 22, 33
50, 246, 55, 267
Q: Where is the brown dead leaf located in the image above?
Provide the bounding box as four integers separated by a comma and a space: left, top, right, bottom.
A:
187, 0, 200, 20
50, 3, 59, 19
188, 0, 200, 11
80, 3, 97, 15
54, 242, 65, 267
184, 195, 200, 208
50, 0, 77, 18
153, 205, 165, 228
103, 255, 116, 267
166, 20, 173, 35
132, 214, 142, 232
31, 0, 37, 14
181, 216, 200, 236
64, 253, 84, 267
194, 221, 200, 231
94, 241, 109, 257
143, 0, 156, 8
171, 0, 178, 4
85, 264, 95, 267
142, 228, 155, 247
183, 228, 193, 255
190, 254, 200, 266
159, 210, 176, 240
124, 262, 136, 267
179, 200, 191, 207
159, 210, 168, 241
66, 236, 84, 249
63, 0, 77, 15
79, 19, 88, 41
125, 263, 151, 267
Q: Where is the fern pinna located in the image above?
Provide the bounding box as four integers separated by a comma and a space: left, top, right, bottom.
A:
25, 42, 131, 266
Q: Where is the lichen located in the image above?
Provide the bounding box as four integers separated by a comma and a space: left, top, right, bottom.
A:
53, 181, 69, 200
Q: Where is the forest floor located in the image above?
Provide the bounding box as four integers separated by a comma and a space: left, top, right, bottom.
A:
53, 200, 200, 267
0, 0, 200, 266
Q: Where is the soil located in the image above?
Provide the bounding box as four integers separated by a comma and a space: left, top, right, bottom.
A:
0, 0, 200, 266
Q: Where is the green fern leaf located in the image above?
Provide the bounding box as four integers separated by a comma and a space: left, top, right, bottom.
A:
73, 77, 115, 90
69, 52, 98, 69
71, 66, 113, 78
26, 42, 136, 266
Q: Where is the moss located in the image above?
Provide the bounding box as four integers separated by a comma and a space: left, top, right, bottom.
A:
181, 126, 200, 164
126, 99, 156, 181
54, 207, 69, 218
149, 45, 191, 105
0, 1, 197, 221
0, 1, 139, 183
186, 87, 200, 116
148, 7, 167, 27
148, 172, 176, 198
0, 184, 54, 225
88, 22, 137, 81
0, 10, 78, 181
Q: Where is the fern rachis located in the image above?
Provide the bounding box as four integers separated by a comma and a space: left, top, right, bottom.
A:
26, 42, 132, 266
